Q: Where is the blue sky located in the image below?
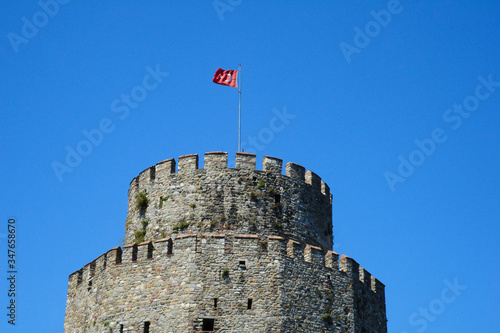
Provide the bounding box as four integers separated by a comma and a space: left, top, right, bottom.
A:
1, 1, 499, 332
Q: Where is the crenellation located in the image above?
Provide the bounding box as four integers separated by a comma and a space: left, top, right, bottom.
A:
65, 152, 386, 333
267, 235, 285, 255
204, 151, 228, 169
178, 154, 198, 172
371, 277, 386, 300
235, 152, 256, 170
321, 179, 330, 197
305, 170, 322, 192
106, 246, 122, 264
262, 155, 283, 174
359, 267, 372, 287
285, 161, 305, 181
340, 254, 360, 282
155, 158, 176, 181
122, 243, 137, 262
304, 244, 324, 264
138, 165, 155, 184
95, 253, 106, 271
325, 250, 339, 269
137, 240, 154, 260
286, 239, 302, 259
154, 237, 173, 255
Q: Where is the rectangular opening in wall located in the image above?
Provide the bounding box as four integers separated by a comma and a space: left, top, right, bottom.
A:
120, 324, 123, 333
239, 260, 246, 269
143, 321, 150, 333
116, 247, 123, 264
213, 298, 218, 309
132, 245, 138, 262
247, 298, 253, 309
202, 318, 214, 331
274, 194, 281, 204
147, 243, 153, 259
167, 239, 173, 255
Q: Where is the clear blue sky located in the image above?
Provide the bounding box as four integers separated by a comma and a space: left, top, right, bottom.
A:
1, 1, 499, 332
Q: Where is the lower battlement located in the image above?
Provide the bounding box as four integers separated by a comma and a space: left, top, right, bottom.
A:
68, 233, 384, 298
65, 233, 386, 332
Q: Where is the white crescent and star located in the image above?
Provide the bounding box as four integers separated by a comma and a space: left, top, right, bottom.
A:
218, 73, 232, 82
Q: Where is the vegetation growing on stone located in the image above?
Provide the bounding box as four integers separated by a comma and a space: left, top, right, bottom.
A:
221, 268, 229, 278
159, 195, 171, 208
272, 220, 282, 228
136, 192, 149, 211
257, 179, 265, 189
134, 230, 146, 243
173, 219, 189, 231
321, 313, 333, 324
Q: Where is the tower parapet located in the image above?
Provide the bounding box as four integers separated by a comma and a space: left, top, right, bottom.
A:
126, 152, 333, 250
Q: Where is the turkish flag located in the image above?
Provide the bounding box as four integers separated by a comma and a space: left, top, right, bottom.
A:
213, 68, 238, 88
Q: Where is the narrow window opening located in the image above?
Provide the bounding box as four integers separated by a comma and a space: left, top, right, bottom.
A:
239, 260, 246, 269
144, 321, 150, 333
132, 245, 138, 262
274, 194, 281, 204
213, 298, 218, 309
167, 239, 173, 255
116, 247, 123, 264
87, 280, 92, 291
247, 298, 253, 309
119, 324, 124, 333
202, 318, 214, 331
147, 243, 153, 259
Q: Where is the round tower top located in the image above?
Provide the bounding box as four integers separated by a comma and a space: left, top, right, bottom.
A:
125, 152, 333, 250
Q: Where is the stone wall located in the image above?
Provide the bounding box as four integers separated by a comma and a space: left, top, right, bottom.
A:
64, 234, 386, 332
125, 152, 333, 250
64, 152, 386, 333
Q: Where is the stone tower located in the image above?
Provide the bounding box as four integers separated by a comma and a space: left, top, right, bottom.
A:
64, 152, 387, 332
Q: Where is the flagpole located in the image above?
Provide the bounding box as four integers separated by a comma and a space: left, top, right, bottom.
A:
238, 64, 242, 152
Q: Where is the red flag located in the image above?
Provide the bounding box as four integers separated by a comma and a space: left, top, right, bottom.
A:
213, 68, 238, 88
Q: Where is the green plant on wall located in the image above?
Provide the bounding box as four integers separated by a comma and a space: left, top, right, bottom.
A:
134, 219, 149, 243
136, 192, 149, 211
159, 195, 171, 208
134, 230, 146, 243
257, 179, 265, 189
222, 268, 230, 278
321, 313, 333, 324
173, 219, 189, 231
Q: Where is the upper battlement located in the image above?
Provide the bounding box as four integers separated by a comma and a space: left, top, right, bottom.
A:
130, 152, 330, 197
124, 152, 333, 250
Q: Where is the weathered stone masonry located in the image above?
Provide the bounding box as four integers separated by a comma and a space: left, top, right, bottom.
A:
64, 152, 387, 332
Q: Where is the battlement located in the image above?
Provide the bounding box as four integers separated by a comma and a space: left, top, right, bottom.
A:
68, 234, 384, 300
130, 152, 331, 196
125, 151, 334, 250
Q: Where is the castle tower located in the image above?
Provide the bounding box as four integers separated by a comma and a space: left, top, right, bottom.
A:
64, 152, 387, 332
